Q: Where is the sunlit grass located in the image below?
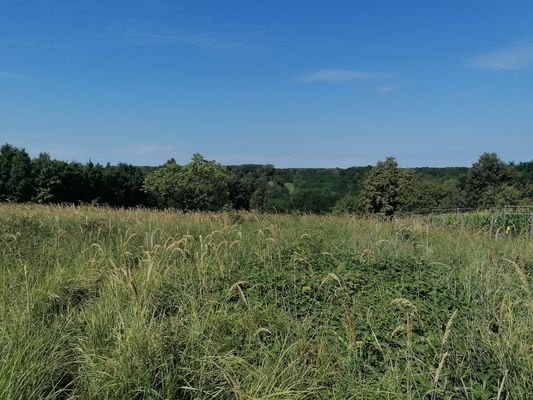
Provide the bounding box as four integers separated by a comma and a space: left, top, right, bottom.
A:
0, 203, 531, 399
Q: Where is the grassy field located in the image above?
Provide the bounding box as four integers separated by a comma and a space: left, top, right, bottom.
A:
0, 204, 531, 399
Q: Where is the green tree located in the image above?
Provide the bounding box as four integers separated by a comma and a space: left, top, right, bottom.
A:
0, 144, 34, 202
333, 194, 362, 214
102, 163, 148, 207
466, 153, 511, 207
32, 153, 64, 203
403, 179, 463, 212
360, 157, 414, 215
480, 184, 522, 207
143, 159, 182, 208
287, 188, 339, 213
250, 181, 290, 212
513, 160, 533, 204
521, 183, 533, 205
144, 154, 230, 211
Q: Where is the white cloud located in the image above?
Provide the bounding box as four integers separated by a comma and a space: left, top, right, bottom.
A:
122, 30, 248, 50
0, 19, 260, 53
111, 20, 261, 50
295, 69, 385, 83
376, 84, 398, 93
469, 40, 533, 70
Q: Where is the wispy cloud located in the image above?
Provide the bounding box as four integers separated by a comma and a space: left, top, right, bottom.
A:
120, 29, 249, 50
295, 69, 385, 83
109, 20, 262, 50
0, 18, 262, 53
469, 39, 533, 70
376, 84, 398, 93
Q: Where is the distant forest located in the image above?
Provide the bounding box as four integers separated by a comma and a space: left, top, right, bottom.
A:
0, 143, 531, 214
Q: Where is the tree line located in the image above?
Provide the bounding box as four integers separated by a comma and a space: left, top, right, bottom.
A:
0, 143, 531, 214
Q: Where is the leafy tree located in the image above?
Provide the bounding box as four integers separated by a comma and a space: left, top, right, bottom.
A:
480, 184, 522, 207
437, 179, 464, 209
521, 183, 533, 205
403, 179, 463, 212
226, 164, 279, 210
514, 161, 533, 203
78, 161, 104, 203
249, 183, 284, 211
360, 157, 414, 215
227, 171, 252, 210
333, 194, 362, 214
102, 163, 147, 207
144, 154, 230, 211
249, 186, 269, 211
287, 188, 339, 213
0, 144, 34, 202
466, 153, 511, 207
515, 161, 533, 186
58, 162, 86, 203
143, 159, 183, 208
32, 153, 64, 203
31, 155, 93, 204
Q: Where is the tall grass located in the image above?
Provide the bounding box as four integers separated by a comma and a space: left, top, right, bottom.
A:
0, 204, 531, 399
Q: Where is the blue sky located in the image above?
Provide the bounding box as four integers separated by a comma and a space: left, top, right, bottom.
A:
1, 0, 532, 167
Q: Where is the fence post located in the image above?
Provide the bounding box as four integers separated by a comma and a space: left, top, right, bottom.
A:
530, 213, 533, 239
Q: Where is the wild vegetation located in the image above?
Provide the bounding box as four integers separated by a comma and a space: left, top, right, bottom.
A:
1, 143, 531, 213
0, 203, 531, 399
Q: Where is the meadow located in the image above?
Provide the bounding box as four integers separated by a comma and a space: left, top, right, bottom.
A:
0, 204, 531, 399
